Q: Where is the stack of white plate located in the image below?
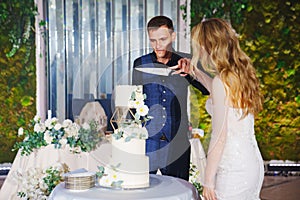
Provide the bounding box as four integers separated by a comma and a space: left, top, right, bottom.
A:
64, 171, 96, 190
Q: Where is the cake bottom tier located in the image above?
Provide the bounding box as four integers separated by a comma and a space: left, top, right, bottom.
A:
98, 156, 149, 189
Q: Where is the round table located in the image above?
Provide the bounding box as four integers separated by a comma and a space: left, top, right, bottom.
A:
49, 174, 200, 200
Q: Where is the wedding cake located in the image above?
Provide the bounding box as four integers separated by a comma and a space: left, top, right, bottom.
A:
98, 85, 150, 189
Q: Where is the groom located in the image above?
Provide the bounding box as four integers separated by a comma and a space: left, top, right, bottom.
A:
132, 16, 209, 180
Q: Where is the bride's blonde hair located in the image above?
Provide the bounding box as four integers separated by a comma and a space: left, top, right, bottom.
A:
191, 18, 263, 117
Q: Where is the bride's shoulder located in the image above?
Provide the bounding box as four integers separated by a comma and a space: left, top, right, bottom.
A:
211, 75, 227, 101
212, 76, 225, 90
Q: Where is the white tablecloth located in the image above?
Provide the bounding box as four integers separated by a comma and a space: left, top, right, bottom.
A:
189, 138, 206, 184
0, 138, 206, 199
49, 174, 200, 200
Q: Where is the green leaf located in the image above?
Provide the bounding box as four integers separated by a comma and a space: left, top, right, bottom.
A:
21, 96, 33, 106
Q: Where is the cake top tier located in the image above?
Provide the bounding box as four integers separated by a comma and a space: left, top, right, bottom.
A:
114, 85, 142, 107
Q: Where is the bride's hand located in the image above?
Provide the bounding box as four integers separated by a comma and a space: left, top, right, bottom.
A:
169, 58, 191, 76
203, 186, 217, 200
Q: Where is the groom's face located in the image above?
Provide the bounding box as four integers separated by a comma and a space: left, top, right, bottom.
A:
148, 25, 176, 59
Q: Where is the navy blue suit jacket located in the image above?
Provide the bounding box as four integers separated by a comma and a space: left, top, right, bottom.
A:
132, 51, 209, 142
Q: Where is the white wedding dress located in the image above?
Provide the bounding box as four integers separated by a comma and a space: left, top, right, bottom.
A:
203, 77, 264, 200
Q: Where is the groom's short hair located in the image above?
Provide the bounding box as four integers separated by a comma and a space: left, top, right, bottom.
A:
147, 15, 174, 33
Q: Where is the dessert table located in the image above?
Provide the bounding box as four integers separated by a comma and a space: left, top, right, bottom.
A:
49, 174, 200, 200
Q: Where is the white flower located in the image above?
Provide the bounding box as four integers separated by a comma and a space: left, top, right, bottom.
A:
44, 117, 59, 129
44, 130, 53, 145
18, 127, 24, 136
132, 99, 144, 109
60, 138, 68, 148
44, 119, 52, 129
34, 123, 45, 133
39, 180, 48, 191
62, 119, 73, 128
54, 123, 62, 130
16, 163, 68, 198
65, 124, 79, 138
128, 100, 136, 108
34, 115, 41, 123
135, 92, 144, 101
40, 123, 46, 132
136, 104, 149, 116
82, 122, 90, 130
51, 117, 59, 124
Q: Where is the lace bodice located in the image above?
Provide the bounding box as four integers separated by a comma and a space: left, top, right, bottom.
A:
206, 98, 255, 137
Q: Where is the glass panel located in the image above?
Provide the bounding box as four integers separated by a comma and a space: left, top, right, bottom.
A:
97, 0, 113, 99
114, 0, 126, 86
130, 0, 146, 75
65, 0, 74, 119
146, 0, 160, 19
163, 0, 179, 49
48, 0, 66, 120
97, 0, 112, 99
46, 0, 182, 120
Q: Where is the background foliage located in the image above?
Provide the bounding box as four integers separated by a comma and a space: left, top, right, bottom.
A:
0, 0, 36, 162
188, 0, 300, 160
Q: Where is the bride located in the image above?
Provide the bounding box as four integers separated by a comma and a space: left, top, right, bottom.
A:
173, 18, 264, 200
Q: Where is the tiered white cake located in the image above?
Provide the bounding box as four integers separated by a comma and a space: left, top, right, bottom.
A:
98, 85, 150, 189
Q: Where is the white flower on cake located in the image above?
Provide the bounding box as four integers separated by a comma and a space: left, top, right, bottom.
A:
97, 165, 124, 188
136, 104, 149, 117
129, 99, 143, 108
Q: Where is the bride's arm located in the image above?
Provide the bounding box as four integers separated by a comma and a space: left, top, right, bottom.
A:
193, 67, 212, 93
203, 76, 228, 190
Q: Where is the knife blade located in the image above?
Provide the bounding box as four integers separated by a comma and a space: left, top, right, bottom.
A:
135, 65, 184, 76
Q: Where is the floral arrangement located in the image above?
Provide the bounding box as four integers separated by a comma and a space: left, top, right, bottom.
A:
96, 165, 124, 188
13, 163, 69, 199
13, 115, 105, 156
112, 86, 152, 141
189, 163, 203, 195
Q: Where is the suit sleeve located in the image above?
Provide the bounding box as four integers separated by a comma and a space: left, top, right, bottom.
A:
132, 58, 143, 85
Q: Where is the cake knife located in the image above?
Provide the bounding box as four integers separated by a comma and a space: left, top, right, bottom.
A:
135, 65, 186, 76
